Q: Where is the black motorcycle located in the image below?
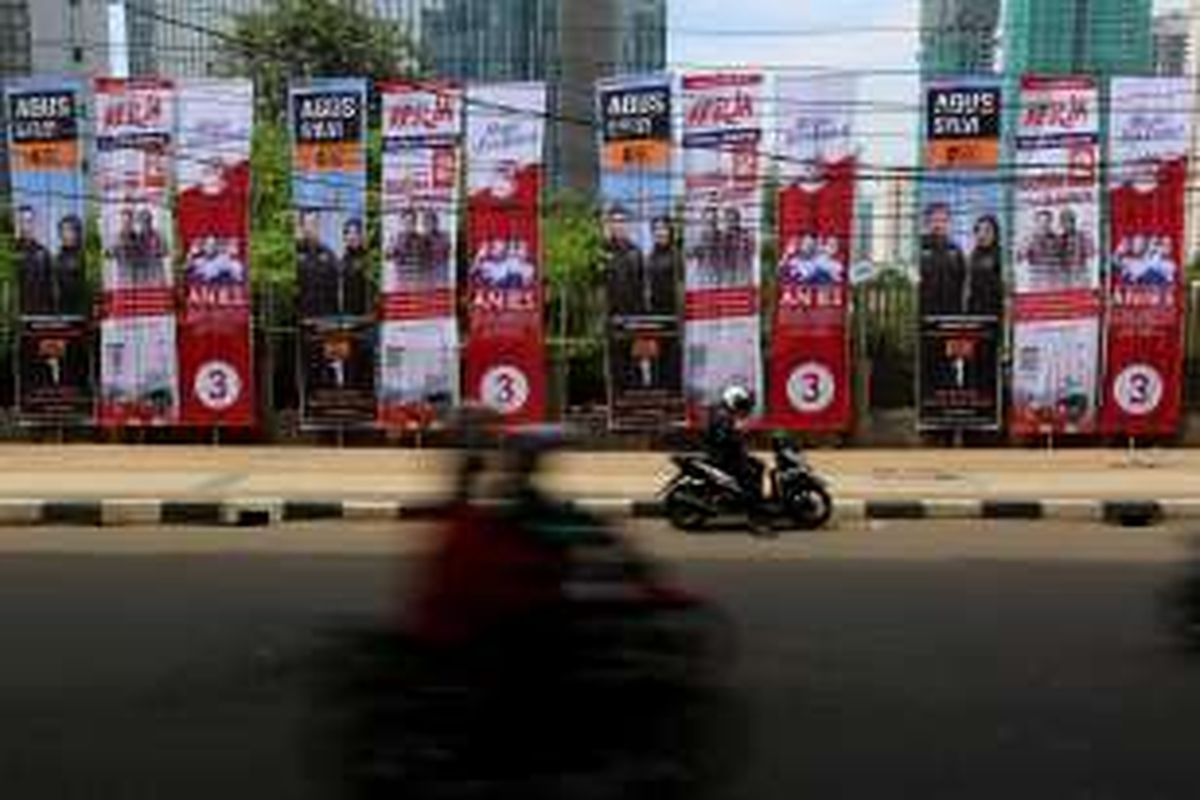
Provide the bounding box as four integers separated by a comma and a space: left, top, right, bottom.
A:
661, 435, 833, 532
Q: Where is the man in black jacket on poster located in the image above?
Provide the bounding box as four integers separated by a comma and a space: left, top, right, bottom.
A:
919, 202, 967, 316
296, 207, 341, 319
604, 204, 644, 317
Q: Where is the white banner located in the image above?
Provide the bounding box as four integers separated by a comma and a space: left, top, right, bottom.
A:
680, 71, 765, 415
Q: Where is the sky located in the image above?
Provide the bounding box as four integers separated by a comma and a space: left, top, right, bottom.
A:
668, 0, 1189, 174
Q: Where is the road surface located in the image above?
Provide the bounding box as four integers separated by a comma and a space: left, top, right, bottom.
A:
2, 519, 1199, 798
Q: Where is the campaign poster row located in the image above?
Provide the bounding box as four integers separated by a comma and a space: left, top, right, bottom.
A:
919, 75, 1192, 437
6, 77, 254, 427
598, 72, 858, 431
289, 79, 546, 428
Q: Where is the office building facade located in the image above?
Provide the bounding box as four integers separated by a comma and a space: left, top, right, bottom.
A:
1003, 0, 1153, 76
421, 0, 667, 189
919, 0, 1001, 76
1153, 10, 1190, 77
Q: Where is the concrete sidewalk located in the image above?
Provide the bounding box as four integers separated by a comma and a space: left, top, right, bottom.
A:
0, 445, 1195, 526
0, 444, 1197, 500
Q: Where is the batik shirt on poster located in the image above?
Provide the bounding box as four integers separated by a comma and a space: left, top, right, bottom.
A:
94, 78, 179, 426
681, 72, 764, 418
1011, 76, 1102, 435
378, 80, 462, 427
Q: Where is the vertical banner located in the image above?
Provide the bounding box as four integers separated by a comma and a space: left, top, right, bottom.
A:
1101, 77, 1191, 436
597, 75, 682, 431
176, 79, 254, 427
378, 80, 462, 427
6, 79, 92, 423
290, 79, 374, 427
770, 73, 855, 431
1011, 76, 1102, 435
681, 72, 764, 418
464, 82, 546, 424
94, 78, 179, 426
918, 78, 1004, 430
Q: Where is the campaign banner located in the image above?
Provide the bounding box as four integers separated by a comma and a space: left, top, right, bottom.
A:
1101, 77, 1192, 436
1011, 76, 1102, 435
302, 319, 377, 425
378, 80, 462, 427
769, 73, 855, 431
597, 75, 683, 431
464, 82, 546, 424
94, 77, 179, 426
5, 79, 92, 422
924, 79, 1002, 170
681, 71, 764, 418
177, 79, 254, 427
918, 77, 1004, 430
290, 79, 373, 427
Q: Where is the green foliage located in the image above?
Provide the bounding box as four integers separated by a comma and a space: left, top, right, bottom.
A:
222, 0, 424, 122
544, 189, 606, 339
1188, 254, 1200, 284
249, 121, 294, 292
0, 210, 12, 288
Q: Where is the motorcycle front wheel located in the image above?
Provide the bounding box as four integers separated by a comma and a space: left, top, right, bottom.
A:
785, 482, 833, 531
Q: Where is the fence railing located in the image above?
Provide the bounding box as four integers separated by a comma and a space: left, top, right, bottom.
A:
0, 276, 1199, 439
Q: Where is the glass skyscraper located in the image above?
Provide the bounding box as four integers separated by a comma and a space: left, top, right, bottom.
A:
1003, 0, 1153, 76
0, 0, 31, 78
421, 0, 667, 189
919, 0, 1001, 76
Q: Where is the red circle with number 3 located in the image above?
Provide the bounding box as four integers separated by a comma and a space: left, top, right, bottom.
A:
194, 361, 242, 412
787, 362, 835, 414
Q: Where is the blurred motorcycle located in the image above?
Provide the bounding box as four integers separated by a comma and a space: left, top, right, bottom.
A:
305, 509, 743, 800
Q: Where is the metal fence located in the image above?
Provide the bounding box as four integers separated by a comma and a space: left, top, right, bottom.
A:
0, 276, 1199, 439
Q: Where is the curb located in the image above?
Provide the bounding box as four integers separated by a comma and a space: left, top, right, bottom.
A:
0, 496, 1191, 528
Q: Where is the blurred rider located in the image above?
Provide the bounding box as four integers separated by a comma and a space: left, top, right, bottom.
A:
704, 385, 770, 534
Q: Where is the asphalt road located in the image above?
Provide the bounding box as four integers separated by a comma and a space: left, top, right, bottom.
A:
2, 520, 1200, 799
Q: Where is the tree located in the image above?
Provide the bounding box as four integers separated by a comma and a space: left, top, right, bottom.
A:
543, 189, 607, 408
248, 120, 294, 293
221, 0, 424, 121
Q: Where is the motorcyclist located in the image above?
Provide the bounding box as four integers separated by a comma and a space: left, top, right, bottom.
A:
408, 423, 688, 650
704, 385, 770, 534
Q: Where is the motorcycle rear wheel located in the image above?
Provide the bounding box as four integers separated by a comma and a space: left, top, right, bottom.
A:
664, 485, 712, 532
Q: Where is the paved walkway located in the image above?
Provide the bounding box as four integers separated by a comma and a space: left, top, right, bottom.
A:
0, 444, 1197, 502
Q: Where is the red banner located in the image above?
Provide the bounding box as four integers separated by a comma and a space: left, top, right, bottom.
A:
463, 83, 546, 424
176, 80, 255, 426
770, 160, 854, 430
1100, 78, 1191, 436
767, 74, 856, 431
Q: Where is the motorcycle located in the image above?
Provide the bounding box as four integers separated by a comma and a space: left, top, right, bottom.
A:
305, 507, 744, 800
661, 434, 833, 532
